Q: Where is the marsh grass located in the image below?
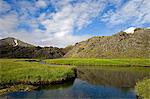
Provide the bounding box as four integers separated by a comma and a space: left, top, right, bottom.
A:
0, 59, 76, 85
135, 79, 150, 99
0, 84, 37, 95
45, 58, 150, 67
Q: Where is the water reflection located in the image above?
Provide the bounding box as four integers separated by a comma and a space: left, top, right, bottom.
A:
77, 67, 150, 88
2, 67, 150, 99
2, 79, 137, 99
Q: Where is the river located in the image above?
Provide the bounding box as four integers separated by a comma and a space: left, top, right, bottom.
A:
1, 66, 150, 99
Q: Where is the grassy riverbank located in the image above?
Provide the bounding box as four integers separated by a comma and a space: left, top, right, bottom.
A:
135, 79, 150, 99
0, 84, 37, 96
45, 58, 150, 67
0, 59, 76, 86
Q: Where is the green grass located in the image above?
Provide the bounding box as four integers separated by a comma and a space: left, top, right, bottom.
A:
0, 59, 76, 85
78, 66, 150, 73
135, 79, 150, 99
45, 58, 150, 67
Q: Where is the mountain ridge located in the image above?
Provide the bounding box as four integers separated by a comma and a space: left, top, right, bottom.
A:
1, 28, 149, 58
65, 28, 150, 58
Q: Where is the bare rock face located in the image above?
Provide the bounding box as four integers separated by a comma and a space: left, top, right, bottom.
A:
65, 28, 150, 58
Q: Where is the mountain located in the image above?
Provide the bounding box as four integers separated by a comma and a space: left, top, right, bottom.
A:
0, 37, 65, 58
65, 28, 150, 58
0, 37, 34, 47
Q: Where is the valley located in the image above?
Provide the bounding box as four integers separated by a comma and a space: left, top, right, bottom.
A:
0, 28, 150, 98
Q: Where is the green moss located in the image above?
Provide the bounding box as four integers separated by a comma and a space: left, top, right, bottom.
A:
135, 79, 150, 99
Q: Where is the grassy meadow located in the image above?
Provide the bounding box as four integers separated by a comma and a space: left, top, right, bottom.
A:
0, 59, 76, 86
1, 58, 149, 86
45, 58, 150, 67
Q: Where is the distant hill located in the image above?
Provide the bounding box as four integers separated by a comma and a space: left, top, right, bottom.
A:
65, 28, 150, 58
0, 37, 65, 58
0, 37, 34, 47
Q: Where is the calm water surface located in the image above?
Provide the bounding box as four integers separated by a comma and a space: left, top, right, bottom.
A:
1, 67, 150, 99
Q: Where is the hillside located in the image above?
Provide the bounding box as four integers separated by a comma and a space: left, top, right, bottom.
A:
0, 37, 34, 47
65, 28, 150, 58
0, 37, 65, 58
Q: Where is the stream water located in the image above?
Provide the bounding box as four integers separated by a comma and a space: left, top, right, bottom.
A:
1, 66, 150, 99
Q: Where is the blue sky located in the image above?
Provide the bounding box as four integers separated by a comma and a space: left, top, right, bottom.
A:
0, 0, 150, 47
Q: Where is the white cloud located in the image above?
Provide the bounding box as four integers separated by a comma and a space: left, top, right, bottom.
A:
0, 0, 106, 47
0, 0, 11, 13
1, 0, 150, 48
39, 34, 90, 47
101, 0, 150, 26
73, 0, 105, 30
107, 0, 123, 8
36, 0, 47, 8
0, 12, 18, 32
38, 0, 105, 47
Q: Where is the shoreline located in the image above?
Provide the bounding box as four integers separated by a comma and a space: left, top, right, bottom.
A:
0, 59, 77, 96
0, 73, 76, 96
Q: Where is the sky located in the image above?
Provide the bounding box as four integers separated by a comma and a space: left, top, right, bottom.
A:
0, 0, 150, 47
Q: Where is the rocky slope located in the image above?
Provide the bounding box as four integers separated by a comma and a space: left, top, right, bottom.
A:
65, 28, 150, 58
0, 37, 65, 58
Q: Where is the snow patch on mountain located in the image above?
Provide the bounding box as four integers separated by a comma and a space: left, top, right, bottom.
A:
14, 39, 18, 46
124, 27, 136, 34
